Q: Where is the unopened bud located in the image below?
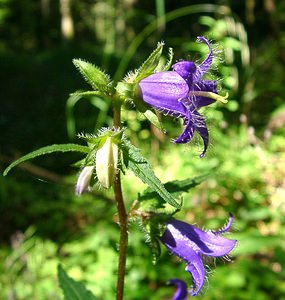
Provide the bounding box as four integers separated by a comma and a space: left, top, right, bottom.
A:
96, 137, 118, 188
75, 166, 94, 195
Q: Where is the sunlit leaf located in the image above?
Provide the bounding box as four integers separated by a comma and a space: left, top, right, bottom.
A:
122, 140, 180, 209
3, 144, 89, 176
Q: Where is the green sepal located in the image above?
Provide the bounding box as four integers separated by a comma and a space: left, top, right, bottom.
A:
73, 59, 112, 94
121, 140, 180, 209
3, 144, 89, 176
141, 214, 170, 264
142, 109, 164, 132
58, 264, 97, 300
77, 128, 124, 169
156, 47, 174, 72
78, 128, 123, 148
135, 42, 164, 81
115, 81, 136, 101
70, 90, 103, 97
133, 96, 165, 132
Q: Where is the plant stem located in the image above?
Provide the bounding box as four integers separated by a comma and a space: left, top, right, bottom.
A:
113, 103, 128, 300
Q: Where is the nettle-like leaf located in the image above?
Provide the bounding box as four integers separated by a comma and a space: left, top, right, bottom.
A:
58, 265, 97, 300
73, 59, 112, 94
138, 175, 208, 214
3, 144, 89, 176
121, 140, 180, 210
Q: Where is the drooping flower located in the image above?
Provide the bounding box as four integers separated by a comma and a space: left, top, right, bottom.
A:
168, 278, 188, 300
160, 214, 236, 296
138, 36, 227, 157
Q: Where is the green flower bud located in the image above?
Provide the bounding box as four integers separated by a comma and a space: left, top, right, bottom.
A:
96, 136, 118, 188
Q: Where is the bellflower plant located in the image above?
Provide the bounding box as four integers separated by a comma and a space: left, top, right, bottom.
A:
3, 36, 237, 300
138, 36, 228, 157
160, 214, 236, 296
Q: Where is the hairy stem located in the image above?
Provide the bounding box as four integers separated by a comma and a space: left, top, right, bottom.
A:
113, 103, 128, 300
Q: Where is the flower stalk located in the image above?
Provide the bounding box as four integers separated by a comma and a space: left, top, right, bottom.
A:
113, 100, 128, 300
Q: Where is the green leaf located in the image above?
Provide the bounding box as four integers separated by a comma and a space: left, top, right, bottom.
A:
138, 175, 208, 214
73, 59, 112, 93
139, 174, 208, 201
3, 143, 89, 176
122, 140, 180, 209
58, 265, 97, 300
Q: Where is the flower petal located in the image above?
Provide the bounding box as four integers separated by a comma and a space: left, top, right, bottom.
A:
174, 107, 209, 158
168, 219, 236, 257
172, 61, 196, 86
192, 110, 209, 158
173, 115, 195, 144
138, 71, 189, 117
192, 80, 217, 108
197, 36, 214, 76
185, 256, 205, 296
168, 279, 188, 300
213, 213, 234, 235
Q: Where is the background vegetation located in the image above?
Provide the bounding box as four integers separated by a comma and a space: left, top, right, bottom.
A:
1, 0, 285, 299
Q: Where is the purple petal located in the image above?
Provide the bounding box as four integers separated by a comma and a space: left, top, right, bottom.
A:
191, 111, 209, 158
192, 80, 217, 108
213, 213, 234, 234
185, 257, 205, 296
161, 227, 205, 296
169, 279, 188, 300
160, 217, 236, 296
172, 61, 196, 86
138, 71, 189, 117
167, 219, 236, 257
174, 107, 209, 158
197, 36, 213, 76
173, 115, 195, 144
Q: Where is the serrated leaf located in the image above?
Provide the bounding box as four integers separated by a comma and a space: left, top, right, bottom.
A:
122, 140, 180, 209
138, 175, 208, 214
136, 42, 164, 82
3, 144, 89, 176
139, 174, 208, 201
73, 59, 112, 93
58, 265, 97, 300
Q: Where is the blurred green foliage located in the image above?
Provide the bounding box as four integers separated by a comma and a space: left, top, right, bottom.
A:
1, 0, 285, 299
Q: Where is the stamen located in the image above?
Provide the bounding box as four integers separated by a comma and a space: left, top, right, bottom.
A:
189, 91, 229, 103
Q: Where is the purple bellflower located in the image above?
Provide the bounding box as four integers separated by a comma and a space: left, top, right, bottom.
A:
168, 278, 188, 300
138, 36, 228, 157
160, 214, 236, 296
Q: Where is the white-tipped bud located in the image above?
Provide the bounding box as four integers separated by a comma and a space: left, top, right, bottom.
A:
75, 166, 94, 195
96, 137, 118, 188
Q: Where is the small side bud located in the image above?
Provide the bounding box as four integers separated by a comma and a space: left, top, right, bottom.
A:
96, 136, 118, 189
75, 166, 94, 195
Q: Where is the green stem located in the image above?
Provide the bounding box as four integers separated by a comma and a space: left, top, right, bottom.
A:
113, 103, 128, 300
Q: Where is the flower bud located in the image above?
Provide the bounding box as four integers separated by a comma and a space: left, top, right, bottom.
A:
96, 136, 118, 188
75, 166, 94, 195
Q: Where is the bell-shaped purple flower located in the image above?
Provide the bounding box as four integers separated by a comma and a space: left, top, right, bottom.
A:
160, 214, 236, 296
168, 278, 188, 300
138, 36, 227, 157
